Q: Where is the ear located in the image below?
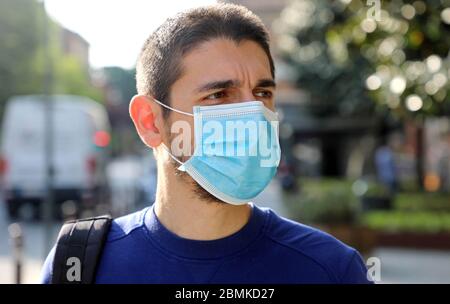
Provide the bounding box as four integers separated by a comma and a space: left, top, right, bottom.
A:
129, 95, 162, 148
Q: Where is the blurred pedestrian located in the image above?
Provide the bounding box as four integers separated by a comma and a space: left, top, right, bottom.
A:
375, 134, 400, 196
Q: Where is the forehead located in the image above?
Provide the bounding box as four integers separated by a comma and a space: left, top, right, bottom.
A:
176, 38, 272, 89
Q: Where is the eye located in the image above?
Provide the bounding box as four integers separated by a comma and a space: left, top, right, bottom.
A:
205, 91, 227, 100
254, 90, 273, 98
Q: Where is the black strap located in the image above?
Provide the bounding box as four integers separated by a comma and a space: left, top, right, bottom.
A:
51, 215, 112, 284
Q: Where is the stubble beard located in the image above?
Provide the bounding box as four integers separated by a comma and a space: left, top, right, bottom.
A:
165, 119, 226, 206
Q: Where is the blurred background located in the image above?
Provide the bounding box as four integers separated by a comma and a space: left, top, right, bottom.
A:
0, 0, 449, 284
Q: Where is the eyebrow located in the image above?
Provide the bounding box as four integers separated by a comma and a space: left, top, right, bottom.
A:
256, 78, 276, 89
195, 78, 276, 93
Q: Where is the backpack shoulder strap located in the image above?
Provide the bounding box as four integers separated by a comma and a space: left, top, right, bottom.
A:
51, 215, 112, 284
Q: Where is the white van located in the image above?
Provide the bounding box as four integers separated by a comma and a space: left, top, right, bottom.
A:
0, 95, 111, 219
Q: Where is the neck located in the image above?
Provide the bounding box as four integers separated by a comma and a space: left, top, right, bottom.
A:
153, 151, 251, 241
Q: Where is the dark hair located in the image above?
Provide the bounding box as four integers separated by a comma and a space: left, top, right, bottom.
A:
136, 3, 275, 117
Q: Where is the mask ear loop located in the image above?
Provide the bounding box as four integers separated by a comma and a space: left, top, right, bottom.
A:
161, 144, 183, 163
151, 98, 192, 171
152, 98, 194, 116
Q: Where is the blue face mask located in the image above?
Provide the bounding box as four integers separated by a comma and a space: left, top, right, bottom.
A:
153, 99, 281, 205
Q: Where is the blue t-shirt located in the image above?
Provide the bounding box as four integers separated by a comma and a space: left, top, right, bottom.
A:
41, 203, 371, 284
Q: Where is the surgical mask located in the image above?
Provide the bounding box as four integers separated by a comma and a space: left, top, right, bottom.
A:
153, 98, 281, 205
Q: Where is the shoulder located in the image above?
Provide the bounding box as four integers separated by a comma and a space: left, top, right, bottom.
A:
260, 207, 371, 283
106, 207, 150, 243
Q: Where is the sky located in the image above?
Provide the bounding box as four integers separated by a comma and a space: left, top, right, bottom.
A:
45, 0, 217, 69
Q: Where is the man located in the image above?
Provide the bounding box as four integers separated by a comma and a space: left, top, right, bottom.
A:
41, 3, 371, 284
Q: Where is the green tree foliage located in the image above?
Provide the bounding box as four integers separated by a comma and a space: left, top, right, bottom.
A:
0, 0, 43, 103
274, 0, 450, 118
361, 0, 450, 118
0, 0, 102, 108
274, 0, 375, 117
54, 55, 102, 101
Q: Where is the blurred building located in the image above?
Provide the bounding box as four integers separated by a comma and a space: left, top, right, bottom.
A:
60, 27, 90, 73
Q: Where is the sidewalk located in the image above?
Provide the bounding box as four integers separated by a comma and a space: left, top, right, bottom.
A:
372, 247, 450, 284
0, 256, 43, 284
0, 202, 59, 284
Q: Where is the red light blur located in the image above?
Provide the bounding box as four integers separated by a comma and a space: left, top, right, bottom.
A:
94, 131, 110, 147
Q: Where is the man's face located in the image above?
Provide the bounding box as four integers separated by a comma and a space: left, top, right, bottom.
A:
162, 38, 276, 203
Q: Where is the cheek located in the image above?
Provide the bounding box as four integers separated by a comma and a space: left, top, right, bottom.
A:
265, 99, 275, 111
166, 114, 196, 155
